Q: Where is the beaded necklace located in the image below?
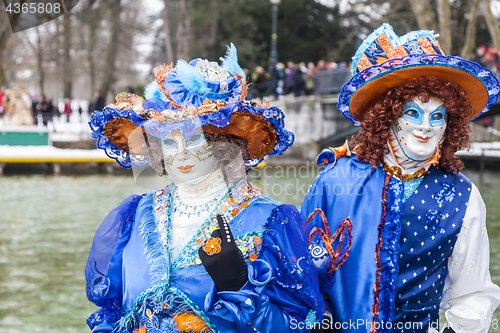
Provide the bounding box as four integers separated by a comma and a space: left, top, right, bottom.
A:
382, 162, 428, 182
165, 185, 232, 275
172, 189, 225, 218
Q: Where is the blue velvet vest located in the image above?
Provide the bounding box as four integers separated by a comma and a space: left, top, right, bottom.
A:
392, 166, 472, 332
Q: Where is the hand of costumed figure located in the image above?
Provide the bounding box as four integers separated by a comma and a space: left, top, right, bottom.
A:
198, 214, 248, 291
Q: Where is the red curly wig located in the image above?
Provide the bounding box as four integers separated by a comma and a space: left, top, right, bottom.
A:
350, 76, 473, 175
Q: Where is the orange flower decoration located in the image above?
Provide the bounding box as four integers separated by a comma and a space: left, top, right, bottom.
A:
133, 326, 147, 333
174, 311, 211, 332
202, 237, 222, 256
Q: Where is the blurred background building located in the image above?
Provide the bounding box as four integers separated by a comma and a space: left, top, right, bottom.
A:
1, 0, 500, 171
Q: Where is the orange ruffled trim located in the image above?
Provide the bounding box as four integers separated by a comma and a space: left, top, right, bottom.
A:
371, 173, 391, 333
155, 64, 183, 110
234, 74, 249, 101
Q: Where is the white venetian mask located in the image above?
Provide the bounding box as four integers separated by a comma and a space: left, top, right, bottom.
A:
161, 130, 217, 184
391, 96, 447, 162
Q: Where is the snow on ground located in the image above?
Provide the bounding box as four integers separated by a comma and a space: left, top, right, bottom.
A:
49, 113, 92, 142
0, 145, 111, 161
1, 112, 93, 142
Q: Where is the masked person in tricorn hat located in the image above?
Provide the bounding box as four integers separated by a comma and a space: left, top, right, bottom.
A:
85, 44, 351, 333
302, 24, 500, 333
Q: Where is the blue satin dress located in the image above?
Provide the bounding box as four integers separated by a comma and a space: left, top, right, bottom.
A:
85, 178, 325, 333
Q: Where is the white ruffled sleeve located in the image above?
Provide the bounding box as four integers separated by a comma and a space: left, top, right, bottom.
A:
440, 183, 500, 333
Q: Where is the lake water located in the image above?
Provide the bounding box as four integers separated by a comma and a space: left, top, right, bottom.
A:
0, 167, 499, 332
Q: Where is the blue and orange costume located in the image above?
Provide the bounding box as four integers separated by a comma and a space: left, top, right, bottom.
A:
86, 181, 325, 332
84, 45, 350, 333
302, 24, 500, 333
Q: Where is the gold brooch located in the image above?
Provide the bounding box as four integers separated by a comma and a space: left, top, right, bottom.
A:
202, 237, 222, 256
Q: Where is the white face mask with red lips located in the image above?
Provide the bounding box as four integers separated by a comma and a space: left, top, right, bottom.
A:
161, 130, 218, 185
390, 96, 447, 163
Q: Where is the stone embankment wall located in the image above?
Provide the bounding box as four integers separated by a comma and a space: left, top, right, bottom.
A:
267, 94, 354, 164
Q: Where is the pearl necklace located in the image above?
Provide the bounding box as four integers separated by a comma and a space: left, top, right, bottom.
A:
172, 190, 225, 218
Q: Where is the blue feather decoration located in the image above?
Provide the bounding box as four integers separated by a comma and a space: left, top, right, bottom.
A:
175, 59, 211, 97
144, 81, 168, 102
138, 193, 170, 285
220, 43, 245, 78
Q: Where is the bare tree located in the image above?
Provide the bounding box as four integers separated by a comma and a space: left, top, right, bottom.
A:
437, 0, 452, 54
76, 0, 106, 98
162, 0, 174, 64
28, 27, 46, 96
0, 9, 13, 87
207, 5, 219, 50
71, 0, 146, 99
99, 0, 122, 99
176, 0, 190, 60
408, 0, 438, 31
0, 0, 147, 101
481, 0, 500, 48
461, 0, 482, 59
63, 12, 72, 99
201, 0, 219, 59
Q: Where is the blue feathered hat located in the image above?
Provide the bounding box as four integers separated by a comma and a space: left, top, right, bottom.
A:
89, 44, 294, 168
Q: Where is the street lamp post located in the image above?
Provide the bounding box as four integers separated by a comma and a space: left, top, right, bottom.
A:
354, 0, 366, 48
269, 0, 281, 65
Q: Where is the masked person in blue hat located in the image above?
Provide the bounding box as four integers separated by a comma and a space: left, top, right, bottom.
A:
302, 24, 500, 333
85, 45, 351, 333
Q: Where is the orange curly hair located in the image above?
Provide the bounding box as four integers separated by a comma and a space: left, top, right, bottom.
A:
350, 76, 473, 175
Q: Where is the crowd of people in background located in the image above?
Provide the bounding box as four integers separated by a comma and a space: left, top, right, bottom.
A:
245, 59, 351, 100
1, 60, 352, 127
0, 88, 108, 126
473, 44, 500, 127
243, 45, 500, 101
2, 50, 499, 126
474, 44, 500, 74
